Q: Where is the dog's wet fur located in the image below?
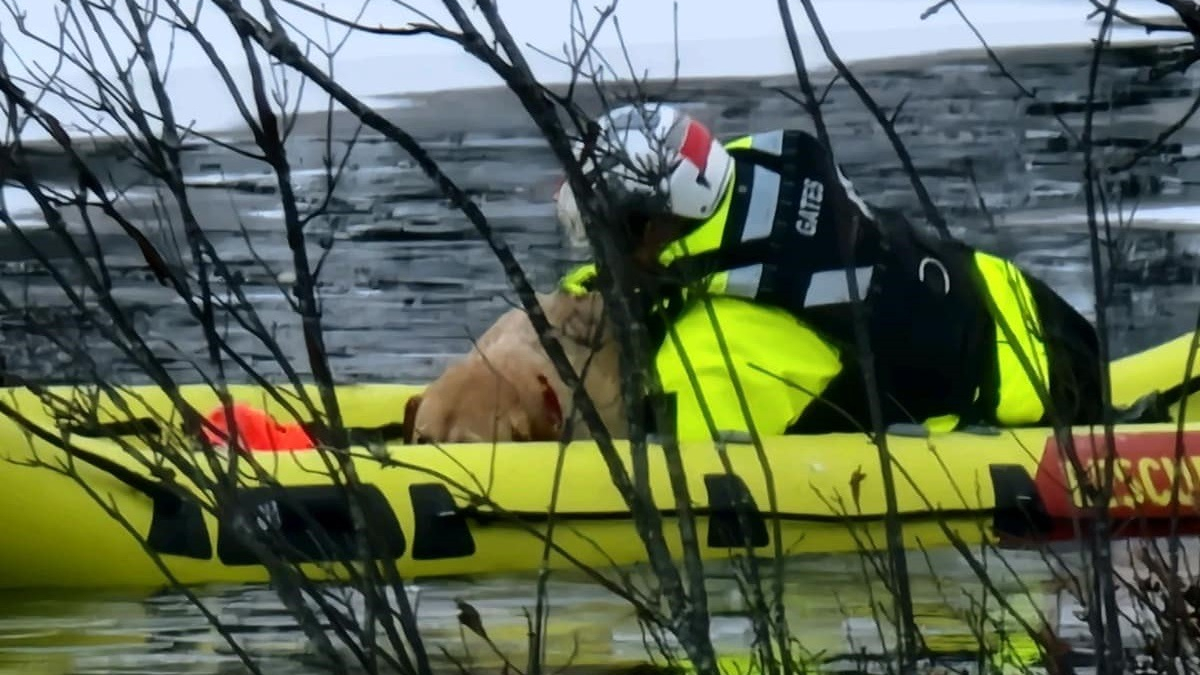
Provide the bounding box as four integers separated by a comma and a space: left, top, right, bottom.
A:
403, 290, 628, 444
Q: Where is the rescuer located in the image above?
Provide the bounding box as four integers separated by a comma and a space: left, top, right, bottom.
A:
553, 102, 1106, 440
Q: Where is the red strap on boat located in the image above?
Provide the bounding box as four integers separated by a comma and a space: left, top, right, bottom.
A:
203, 403, 315, 452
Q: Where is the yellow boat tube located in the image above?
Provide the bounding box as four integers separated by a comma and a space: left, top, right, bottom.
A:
2, 331, 1200, 591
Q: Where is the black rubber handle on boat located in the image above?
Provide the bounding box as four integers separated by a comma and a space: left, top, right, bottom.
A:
58, 416, 163, 438
301, 421, 410, 445
1157, 374, 1200, 414
1112, 374, 1200, 424
58, 416, 409, 444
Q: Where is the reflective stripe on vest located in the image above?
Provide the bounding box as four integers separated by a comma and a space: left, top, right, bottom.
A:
803, 267, 876, 308
663, 130, 874, 308
974, 251, 1051, 426
658, 131, 785, 299
740, 132, 784, 243
656, 183, 737, 297
560, 135, 776, 298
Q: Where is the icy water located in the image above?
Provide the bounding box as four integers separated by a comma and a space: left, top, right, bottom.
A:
0, 551, 1093, 675
0, 542, 1191, 675
3, 40, 1200, 674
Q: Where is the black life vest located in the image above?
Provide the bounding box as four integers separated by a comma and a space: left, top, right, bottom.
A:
657, 129, 1003, 430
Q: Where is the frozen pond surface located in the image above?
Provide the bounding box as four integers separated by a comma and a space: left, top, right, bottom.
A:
3, 41, 1200, 384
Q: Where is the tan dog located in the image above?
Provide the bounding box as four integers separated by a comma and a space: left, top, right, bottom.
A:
403, 290, 628, 444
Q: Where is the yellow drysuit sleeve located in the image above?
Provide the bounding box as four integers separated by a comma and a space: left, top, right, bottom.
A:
655, 297, 843, 442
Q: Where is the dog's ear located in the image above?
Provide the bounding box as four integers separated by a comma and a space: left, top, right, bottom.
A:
402, 395, 424, 445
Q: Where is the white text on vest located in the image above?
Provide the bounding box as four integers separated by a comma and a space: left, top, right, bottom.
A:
796, 178, 823, 236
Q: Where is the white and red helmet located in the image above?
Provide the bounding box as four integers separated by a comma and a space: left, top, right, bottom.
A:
554, 103, 734, 245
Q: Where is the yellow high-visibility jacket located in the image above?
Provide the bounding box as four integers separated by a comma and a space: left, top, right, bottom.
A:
559, 129, 1095, 441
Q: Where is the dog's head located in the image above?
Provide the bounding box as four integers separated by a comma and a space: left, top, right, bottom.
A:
402, 289, 621, 446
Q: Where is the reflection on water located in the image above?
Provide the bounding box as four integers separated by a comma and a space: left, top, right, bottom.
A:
4, 538, 1191, 675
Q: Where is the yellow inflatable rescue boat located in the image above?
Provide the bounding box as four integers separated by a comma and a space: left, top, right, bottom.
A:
3, 331, 1200, 591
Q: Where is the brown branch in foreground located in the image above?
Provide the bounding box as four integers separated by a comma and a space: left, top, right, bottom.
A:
776, 1, 920, 672
206, 0, 613, 459
1156, 0, 1200, 40
201, 16, 719, 668
1140, 0, 1200, 78
444, 4, 720, 675
0, 7, 329, 427
793, 0, 951, 241
231, 5, 432, 671
1, 3, 443, 670
1111, 88, 1200, 173
1080, 1, 1125, 673
280, 0, 449, 36
923, 0, 1079, 145
1086, 0, 1190, 33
